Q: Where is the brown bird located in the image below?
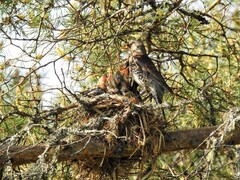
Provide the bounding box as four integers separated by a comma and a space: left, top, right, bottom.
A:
97, 74, 108, 91
117, 63, 130, 94
118, 61, 129, 78
128, 40, 173, 104
106, 70, 120, 94
83, 74, 107, 96
114, 70, 127, 94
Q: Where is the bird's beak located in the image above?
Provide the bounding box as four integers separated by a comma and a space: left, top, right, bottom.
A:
121, 43, 130, 50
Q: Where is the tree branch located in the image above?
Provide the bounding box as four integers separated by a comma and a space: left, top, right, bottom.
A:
1, 125, 239, 168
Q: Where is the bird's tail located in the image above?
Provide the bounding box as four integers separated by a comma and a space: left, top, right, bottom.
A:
155, 75, 173, 94
151, 85, 165, 104
164, 83, 174, 94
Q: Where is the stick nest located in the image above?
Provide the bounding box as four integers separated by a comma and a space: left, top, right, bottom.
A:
68, 91, 167, 179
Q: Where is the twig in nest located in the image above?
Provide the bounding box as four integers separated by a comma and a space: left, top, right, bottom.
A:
91, 107, 106, 116
138, 112, 146, 147
72, 137, 91, 155
93, 103, 122, 109
99, 147, 107, 167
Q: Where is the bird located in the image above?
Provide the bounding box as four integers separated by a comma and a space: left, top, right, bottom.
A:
127, 40, 173, 104
113, 70, 129, 95
117, 62, 131, 95
82, 74, 107, 97
97, 74, 108, 91
106, 71, 117, 94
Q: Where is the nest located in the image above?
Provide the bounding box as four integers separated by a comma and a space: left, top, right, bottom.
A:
68, 90, 167, 179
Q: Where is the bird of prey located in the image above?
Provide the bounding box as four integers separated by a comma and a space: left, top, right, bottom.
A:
128, 40, 173, 104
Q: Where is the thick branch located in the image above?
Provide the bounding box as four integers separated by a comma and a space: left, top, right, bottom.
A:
1, 126, 240, 168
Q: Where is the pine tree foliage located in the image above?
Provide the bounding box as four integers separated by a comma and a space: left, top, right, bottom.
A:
0, 0, 240, 179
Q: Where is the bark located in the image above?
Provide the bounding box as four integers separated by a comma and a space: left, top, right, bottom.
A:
0, 125, 239, 168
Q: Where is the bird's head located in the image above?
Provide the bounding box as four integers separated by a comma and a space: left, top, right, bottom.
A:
128, 40, 147, 56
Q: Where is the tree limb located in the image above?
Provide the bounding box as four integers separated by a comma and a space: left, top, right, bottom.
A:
1, 125, 239, 168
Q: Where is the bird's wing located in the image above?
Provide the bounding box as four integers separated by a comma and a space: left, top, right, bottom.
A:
135, 55, 173, 94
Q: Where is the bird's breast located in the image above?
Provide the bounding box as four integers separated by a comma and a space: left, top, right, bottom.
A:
132, 73, 143, 85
